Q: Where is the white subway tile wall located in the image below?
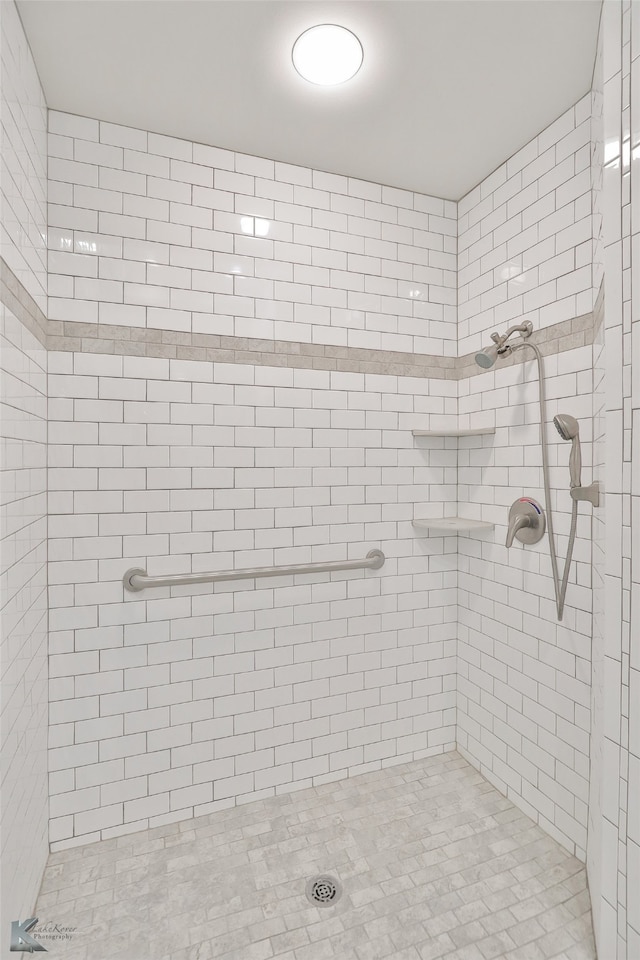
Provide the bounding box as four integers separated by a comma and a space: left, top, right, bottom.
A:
458, 93, 594, 356
590, 1, 640, 956
47, 110, 457, 357
588, 22, 607, 956
452, 94, 601, 864
0, 1, 49, 927
43, 111, 467, 848
42, 101, 608, 857
46, 352, 458, 847
0, 1, 47, 313
0, 303, 49, 920
457, 346, 594, 860
628, 0, 640, 946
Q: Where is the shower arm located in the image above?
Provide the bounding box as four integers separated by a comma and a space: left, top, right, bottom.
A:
493, 320, 533, 354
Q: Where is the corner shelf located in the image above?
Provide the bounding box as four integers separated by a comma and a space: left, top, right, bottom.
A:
412, 427, 496, 437
412, 425, 496, 537
412, 518, 495, 534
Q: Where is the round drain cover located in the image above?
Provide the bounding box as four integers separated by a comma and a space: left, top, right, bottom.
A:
306, 874, 342, 907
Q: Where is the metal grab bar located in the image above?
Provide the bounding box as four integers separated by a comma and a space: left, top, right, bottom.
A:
123, 549, 385, 592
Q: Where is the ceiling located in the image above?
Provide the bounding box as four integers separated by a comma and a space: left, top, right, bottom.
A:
18, 0, 601, 200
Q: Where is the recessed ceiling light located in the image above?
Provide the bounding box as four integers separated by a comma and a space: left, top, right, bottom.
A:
292, 24, 363, 86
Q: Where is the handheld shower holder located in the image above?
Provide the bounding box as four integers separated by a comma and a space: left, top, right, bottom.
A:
570, 482, 600, 507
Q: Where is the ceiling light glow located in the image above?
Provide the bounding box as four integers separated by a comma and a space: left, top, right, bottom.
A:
292, 24, 363, 86
240, 217, 270, 237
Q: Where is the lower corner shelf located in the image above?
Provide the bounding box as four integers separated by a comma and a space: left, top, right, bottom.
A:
412, 517, 495, 534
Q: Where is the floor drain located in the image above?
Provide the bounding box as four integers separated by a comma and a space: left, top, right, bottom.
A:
306, 874, 342, 907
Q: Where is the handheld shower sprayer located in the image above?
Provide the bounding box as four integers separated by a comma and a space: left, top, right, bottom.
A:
554, 413, 599, 507
553, 414, 581, 488
551, 411, 599, 618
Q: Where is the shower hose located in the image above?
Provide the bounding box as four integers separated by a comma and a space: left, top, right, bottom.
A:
515, 342, 579, 622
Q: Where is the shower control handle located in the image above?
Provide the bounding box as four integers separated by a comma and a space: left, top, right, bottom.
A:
506, 512, 532, 548
506, 497, 546, 548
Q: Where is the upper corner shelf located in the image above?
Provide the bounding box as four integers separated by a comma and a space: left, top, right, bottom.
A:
411, 427, 496, 437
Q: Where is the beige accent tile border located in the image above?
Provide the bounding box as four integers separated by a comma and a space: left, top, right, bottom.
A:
458, 310, 596, 379
0, 258, 48, 348
46, 320, 459, 380
1, 257, 599, 379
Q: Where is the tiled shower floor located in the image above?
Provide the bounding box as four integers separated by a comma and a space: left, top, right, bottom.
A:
35, 752, 595, 960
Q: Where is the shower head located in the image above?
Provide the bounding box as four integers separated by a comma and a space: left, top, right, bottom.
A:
553, 413, 579, 441
474, 320, 534, 369
474, 344, 499, 369
553, 414, 581, 487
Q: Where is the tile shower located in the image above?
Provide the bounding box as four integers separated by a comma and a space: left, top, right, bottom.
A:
1, 1, 639, 958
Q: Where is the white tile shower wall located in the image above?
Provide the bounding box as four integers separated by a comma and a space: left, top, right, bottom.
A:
588, 15, 606, 951
46, 352, 458, 848
0, 1, 47, 313
590, 320, 606, 946
456, 345, 594, 860
629, 0, 640, 948
43, 99, 607, 861
47, 111, 457, 356
0, 0, 49, 932
458, 93, 595, 357
590, 1, 640, 956
454, 97, 599, 859
0, 303, 48, 928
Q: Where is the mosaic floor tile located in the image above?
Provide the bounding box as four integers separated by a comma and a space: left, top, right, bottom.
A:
35, 752, 595, 960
